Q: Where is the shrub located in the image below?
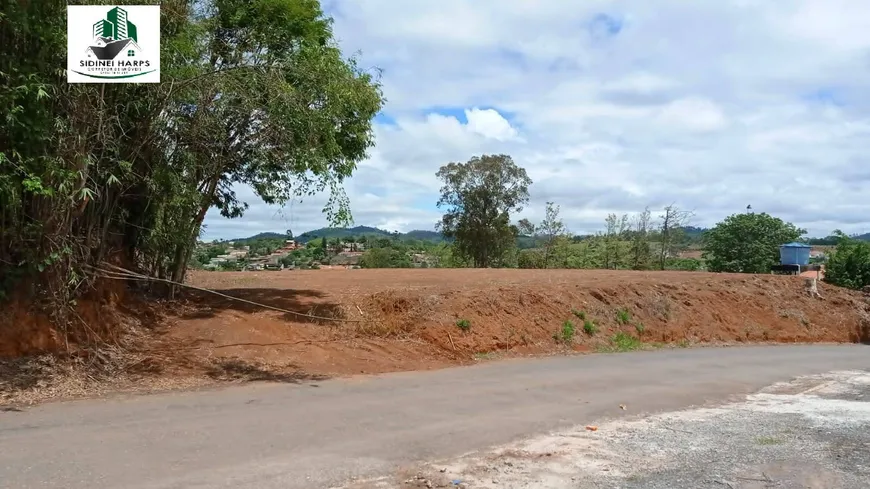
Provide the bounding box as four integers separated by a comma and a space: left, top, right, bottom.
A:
635, 322, 645, 335
572, 309, 587, 320
558, 320, 576, 344
611, 332, 642, 352
664, 257, 703, 271
583, 320, 597, 336
456, 319, 471, 331
616, 308, 631, 325
824, 234, 870, 290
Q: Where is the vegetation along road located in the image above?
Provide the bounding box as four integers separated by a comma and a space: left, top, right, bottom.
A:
1, 345, 867, 489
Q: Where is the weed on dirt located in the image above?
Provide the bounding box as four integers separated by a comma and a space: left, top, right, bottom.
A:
598, 332, 643, 353
616, 308, 632, 325
583, 319, 598, 336
555, 320, 576, 344
456, 319, 471, 331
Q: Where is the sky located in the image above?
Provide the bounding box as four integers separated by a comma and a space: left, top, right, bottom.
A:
202, 0, 870, 240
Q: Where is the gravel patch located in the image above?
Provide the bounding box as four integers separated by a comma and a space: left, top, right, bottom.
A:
344, 369, 870, 489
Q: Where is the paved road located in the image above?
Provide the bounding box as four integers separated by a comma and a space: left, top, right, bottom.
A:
1, 345, 867, 489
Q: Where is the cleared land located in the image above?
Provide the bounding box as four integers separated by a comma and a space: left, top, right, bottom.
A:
174, 268, 868, 376
2, 269, 869, 404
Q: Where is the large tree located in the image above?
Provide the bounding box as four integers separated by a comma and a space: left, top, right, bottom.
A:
0, 0, 383, 340
703, 212, 805, 273
436, 154, 532, 268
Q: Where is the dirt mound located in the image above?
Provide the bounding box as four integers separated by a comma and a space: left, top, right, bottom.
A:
4, 269, 869, 404
170, 270, 870, 376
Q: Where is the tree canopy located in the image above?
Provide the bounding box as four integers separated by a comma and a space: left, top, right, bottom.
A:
0, 0, 383, 322
436, 154, 532, 268
702, 212, 805, 273
823, 232, 870, 290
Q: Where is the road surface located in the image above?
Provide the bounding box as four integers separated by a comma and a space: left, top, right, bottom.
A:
0, 345, 867, 488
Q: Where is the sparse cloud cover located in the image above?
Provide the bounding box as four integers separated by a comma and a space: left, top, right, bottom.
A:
202, 0, 870, 240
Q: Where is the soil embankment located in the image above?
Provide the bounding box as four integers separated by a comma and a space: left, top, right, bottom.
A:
174, 269, 869, 374
2, 269, 869, 404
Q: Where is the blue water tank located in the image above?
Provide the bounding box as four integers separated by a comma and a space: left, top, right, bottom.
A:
779, 242, 811, 266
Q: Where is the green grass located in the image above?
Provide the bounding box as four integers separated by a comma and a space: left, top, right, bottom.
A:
616, 308, 631, 325
456, 319, 471, 331
583, 319, 598, 336
634, 322, 645, 335
597, 332, 643, 353
555, 320, 576, 344
572, 309, 587, 320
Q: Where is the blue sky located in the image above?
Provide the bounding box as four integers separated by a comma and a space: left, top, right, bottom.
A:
202, 0, 870, 240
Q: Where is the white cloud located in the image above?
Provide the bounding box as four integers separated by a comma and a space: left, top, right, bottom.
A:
464, 108, 519, 141
203, 0, 870, 240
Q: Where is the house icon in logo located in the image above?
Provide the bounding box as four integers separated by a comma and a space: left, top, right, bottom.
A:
87, 7, 140, 60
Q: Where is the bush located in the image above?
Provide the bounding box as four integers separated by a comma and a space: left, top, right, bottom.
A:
610, 332, 642, 352
456, 319, 471, 331
583, 320, 597, 336
664, 257, 703, 271
557, 320, 576, 344
616, 308, 631, 325
572, 309, 587, 320
824, 235, 870, 290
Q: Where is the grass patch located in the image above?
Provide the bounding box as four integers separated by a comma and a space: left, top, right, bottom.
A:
474, 352, 498, 361
677, 339, 690, 348
634, 322, 645, 335
555, 320, 576, 345
598, 332, 643, 353
456, 319, 471, 331
583, 319, 598, 336
616, 308, 631, 325
572, 309, 587, 321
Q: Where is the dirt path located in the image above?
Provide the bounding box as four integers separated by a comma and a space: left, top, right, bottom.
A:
0, 345, 867, 489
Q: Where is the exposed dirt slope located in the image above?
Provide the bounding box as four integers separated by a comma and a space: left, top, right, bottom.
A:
167, 269, 870, 377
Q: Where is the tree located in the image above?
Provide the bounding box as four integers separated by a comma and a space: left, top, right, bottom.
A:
602, 213, 629, 269
657, 204, 694, 270
823, 232, 870, 290
436, 155, 532, 268
703, 212, 805, 273
515, 203, 568, 268
538, 202, 568, 268
359, 247, 411, 268
0, 0, 384, 335
629, 207, 653, 270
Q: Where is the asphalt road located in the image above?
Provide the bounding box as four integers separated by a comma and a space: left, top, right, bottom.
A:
1, 345, 867, 489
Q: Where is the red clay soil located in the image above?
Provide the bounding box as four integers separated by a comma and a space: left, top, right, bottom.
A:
160, 269, 870, 378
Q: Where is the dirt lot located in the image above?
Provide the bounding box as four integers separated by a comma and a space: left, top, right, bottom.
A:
2, 268, 869, 404
173, 269, 869, 375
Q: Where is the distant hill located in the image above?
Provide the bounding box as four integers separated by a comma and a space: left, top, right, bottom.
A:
230, 225, 870, 246
231, 232, 286, 243
295, 226, 391, 242
272, 226, 449, 243
681, 226, 708, 239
